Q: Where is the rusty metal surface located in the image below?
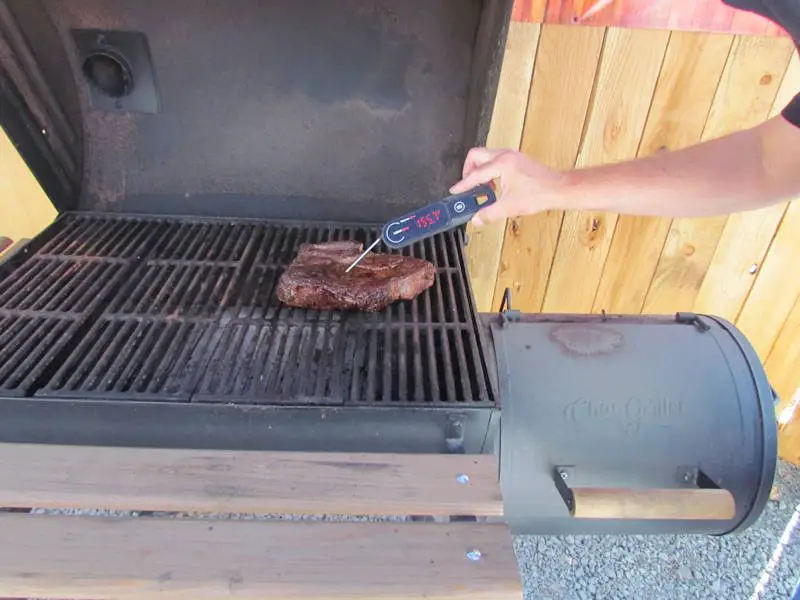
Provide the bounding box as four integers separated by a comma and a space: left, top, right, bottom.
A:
13, 0, 498, 221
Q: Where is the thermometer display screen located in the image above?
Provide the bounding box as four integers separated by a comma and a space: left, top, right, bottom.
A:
415, 208, 442, 229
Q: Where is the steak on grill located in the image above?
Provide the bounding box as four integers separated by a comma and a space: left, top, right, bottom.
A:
277, 241, 436, 312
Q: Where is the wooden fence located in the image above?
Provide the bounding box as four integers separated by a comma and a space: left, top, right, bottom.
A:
466, 23, 800, 462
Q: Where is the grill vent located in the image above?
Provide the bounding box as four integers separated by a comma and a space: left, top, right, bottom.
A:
0, 214, 495, 406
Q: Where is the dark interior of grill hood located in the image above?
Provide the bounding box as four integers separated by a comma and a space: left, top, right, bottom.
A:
5, 0, 512, 222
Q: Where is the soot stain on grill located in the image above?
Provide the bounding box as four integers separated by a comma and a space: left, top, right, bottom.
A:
275, 9, 412, 112
548, 324, 624, 357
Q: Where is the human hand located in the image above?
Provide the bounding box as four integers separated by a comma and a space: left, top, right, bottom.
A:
449, 148, 569, 226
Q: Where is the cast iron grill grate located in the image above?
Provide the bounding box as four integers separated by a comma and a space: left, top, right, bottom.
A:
0, 213, 494, 406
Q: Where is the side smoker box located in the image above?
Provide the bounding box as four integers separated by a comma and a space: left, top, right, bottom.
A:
0, 0, 777, 535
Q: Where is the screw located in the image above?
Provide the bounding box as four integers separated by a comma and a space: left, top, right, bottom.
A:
560, 471, 569, 481
749, 263, 758, 275
41, 128, 46, 135
456, 473, 470, 485
466, 549, 482, 561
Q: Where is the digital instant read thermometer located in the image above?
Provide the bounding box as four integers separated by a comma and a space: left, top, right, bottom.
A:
345, 183, 497, 272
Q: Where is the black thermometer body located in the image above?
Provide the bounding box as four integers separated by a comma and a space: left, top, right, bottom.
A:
381, 184, 497, 249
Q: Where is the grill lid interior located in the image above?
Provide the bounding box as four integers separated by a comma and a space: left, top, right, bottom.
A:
3, 0, 512, 221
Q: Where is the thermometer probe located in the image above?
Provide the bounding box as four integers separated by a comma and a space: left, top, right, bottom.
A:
345, 183, 497, 273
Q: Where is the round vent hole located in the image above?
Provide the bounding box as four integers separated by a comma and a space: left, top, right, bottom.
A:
82, 51, 133, 98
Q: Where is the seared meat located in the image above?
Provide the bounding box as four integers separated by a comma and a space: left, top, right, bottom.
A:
276, 241, 435, 311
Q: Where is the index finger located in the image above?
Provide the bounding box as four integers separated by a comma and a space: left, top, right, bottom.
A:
462, 147, 506, 178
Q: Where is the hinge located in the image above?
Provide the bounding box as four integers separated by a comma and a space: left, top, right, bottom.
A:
675, 312, 710, 332
498, 288, 521, 325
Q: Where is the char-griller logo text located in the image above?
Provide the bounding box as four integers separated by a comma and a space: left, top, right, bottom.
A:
563, 396, 684, 434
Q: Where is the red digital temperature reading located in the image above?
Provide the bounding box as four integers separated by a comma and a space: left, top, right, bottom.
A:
381, 184, 496, 250
416, 209, 441, 229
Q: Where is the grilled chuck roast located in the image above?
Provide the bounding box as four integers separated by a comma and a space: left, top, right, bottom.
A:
277, 241, 435, 312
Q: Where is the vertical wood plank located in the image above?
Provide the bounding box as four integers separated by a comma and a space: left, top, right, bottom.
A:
736, 201, 800, 360
692, 50, 799, 320
0, 126, 57, 254
770, 51, 800, 113
642, 35, 794, 314
765, 294, 800, 413
490, 25, 605, 312
465, 22, 540, 312
779, 417, 800, 465
542, 27, 670, 313
593, 32, 734, 313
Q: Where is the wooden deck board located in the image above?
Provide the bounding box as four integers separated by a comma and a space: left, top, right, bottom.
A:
0, 514, 522, 600
0, 444, 502, 517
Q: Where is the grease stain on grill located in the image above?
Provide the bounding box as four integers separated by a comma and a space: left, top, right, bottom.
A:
1, 214, 494, 406
549, 324, 624, 357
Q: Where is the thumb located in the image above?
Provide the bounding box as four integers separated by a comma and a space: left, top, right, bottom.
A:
449, 161, 503, 195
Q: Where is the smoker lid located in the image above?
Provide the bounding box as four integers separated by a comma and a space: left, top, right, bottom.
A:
3, 0, 511, 222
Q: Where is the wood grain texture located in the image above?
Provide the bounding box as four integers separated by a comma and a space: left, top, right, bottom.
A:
766, 294, 800, 412
492, 25, 605, 312
693, 50, 800, 321
542, 27, 669, 313
779, 421, 800, 465
0, 126, 56, 255
692, 203, 787, 320
511, 0, 787, 37
777, 386, 800, 464
736, 201, 800, 361
0, 444, 503, 517
642, 35, 794, 314
465, 22, 540, 312
702, 36, 795, 140
593, 32, 734, 313
642, 215, 728, 313
571, 487, 735, 520
771, 51, 800, 113
0, 515, 522, 600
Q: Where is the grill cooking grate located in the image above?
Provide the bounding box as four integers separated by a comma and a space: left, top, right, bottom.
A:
0, 214, 494, 405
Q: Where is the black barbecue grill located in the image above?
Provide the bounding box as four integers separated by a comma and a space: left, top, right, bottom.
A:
0, 0, 777, 536
2, 215, 493, 406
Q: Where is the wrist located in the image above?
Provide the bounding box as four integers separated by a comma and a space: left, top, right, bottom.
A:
557, 168, 606, 213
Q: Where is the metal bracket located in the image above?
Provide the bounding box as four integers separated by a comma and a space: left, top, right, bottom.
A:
445, 416, 465, 454
675, 312, 710, 332
553, 467, 575, 514
498, 288, 521, 326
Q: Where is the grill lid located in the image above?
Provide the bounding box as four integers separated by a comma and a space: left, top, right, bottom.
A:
3, 0, 512, 221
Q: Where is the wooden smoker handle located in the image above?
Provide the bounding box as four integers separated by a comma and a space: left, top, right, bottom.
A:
569, 487, 736, 520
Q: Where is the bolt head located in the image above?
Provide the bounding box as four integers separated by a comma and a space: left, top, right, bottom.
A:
466, 549, 482, 561
560, 471, 569, 480
749, 263, 758, 274
456, 474, 470, 485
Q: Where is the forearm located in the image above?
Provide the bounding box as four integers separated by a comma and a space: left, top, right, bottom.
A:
562, 116, 800, 218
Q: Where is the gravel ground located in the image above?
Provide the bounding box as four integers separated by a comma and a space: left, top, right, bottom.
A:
515, 461, 800, 600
